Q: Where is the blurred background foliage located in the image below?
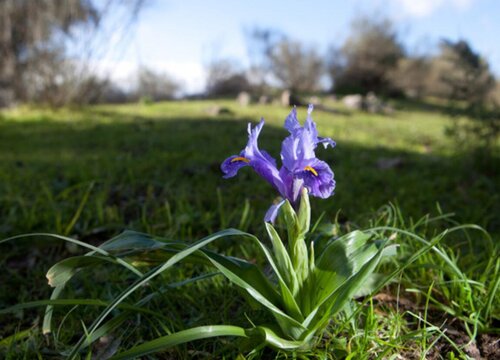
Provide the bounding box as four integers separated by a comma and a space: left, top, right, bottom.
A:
1, 1, 498, 158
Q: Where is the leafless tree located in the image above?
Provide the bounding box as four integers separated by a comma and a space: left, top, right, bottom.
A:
246, 28, 324, 93
205, 59, 250, 97
134, 66, 182, 101
268, 40, 323, 93
0, 0, 145, 107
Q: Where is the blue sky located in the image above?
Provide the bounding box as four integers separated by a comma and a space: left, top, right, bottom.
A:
96, 0, 500, 93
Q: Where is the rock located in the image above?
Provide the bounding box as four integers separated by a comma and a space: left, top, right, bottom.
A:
364, 92, 383, 113
258, 95, 270, 104
326, 94, 337, 102
342, 94, 363, 110
281, 90, 301, 106
343, 93, 394, 114
205, 106, 233, 116
308, 96, 321, 105
236, 91, 251, 106
376, 157, 403, 169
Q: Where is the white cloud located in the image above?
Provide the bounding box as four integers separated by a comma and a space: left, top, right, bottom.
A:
91, 60, 206, 94
393, 0, 474, 17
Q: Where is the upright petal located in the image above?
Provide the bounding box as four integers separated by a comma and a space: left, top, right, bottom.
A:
244, 119, 265, 159
284, 107, 301, 134
306, 105, 335, 149
281, 127, 316, 171
304, 104, 318, 140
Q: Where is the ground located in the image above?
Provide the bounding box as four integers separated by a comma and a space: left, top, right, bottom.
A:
0, 99, 498, 358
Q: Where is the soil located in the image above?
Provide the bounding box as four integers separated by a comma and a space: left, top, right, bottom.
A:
372, 292, 500, 359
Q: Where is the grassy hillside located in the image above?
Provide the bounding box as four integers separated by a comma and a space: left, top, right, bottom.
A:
0, 100, 498, 238
0, 100, 498, 358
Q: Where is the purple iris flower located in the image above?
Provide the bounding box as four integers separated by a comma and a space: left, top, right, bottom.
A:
221, 105, 335, 222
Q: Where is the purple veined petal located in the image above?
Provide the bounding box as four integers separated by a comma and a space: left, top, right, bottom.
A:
244, 119, 265, 159
250, 156, 282, 192
305, 104, 318, 139
224, 119, 287, 199
305, 104, 336, 149
221, 154, 250, 178
280, 133, 299, 171
264, 199, 286, 223
284, 107, 301, 134
260, 150, 277, 167
317, 137, 336, 149
278, 166, 294, 202
281, 127, 316, 171
295, 158, 335, 199
291, 177, 305, 203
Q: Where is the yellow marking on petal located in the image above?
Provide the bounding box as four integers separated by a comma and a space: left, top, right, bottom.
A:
304, 165, 318, 176
231, 156, 250, 163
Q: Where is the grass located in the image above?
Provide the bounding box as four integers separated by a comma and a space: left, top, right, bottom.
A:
0, 100, 498, 358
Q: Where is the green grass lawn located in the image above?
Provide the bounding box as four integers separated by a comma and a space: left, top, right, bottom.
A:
0, 100, 498, 358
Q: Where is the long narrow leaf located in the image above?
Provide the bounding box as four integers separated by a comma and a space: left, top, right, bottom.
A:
109, 325, 248, 360
67, 229, 254, 358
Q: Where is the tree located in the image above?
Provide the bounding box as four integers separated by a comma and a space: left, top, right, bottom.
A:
135, 66, 182, 101
205, 59, 250, 97
389, 57, 431, 98
268, 39, 323, 93
246, 28, 324, 93
328, 17, 404, 95
0, 0, 145, 107
439, 39, 499, 155
439, 39, 495, 104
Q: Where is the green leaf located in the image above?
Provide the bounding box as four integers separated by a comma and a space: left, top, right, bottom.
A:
67, 228, 250, 358
297, 188, 310, 236
200, 248, 306, 339
109, 325, 248, 360
99, 230, 166, 252
303, 231, 374, 312
253, 228, 304, 323
0, 328, 34, 348
282, 200, 309, 284
303, 239, 388, 332
265, 223, 298, 294
246, 325, 308, 351
46, 255, 124, 287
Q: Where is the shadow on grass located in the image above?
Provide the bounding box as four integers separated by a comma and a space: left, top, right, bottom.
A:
0, 107, 498, 241
0, 106, 498, 345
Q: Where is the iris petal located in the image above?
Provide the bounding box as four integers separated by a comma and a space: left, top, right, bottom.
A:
296, 159, 335, 199
264, 199, 286, 223
221, 154, 249, 178
284, 107, 301, 134
222, 105, 335, 222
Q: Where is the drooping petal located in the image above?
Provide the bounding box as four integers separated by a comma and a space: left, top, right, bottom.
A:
295, 159, 335, 199
221, 154, 250, 178
284, 107, 301, 134
221, 120, 287, 199
260, 150, 277, 168
264, 199, 286, 223
250, 156, 282, 192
